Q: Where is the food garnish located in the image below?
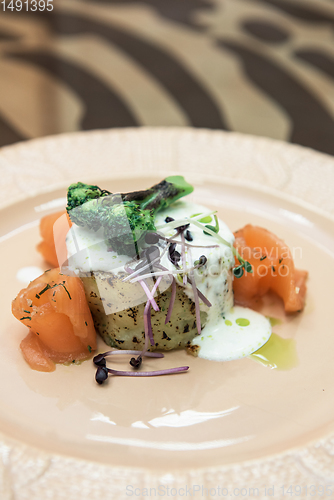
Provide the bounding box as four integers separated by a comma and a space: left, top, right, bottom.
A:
66, 176, 194, 257
233, 225, 308, 312
37, 211, 72, 267
92, 350, 188, 385
12, 176, 307, 378
12, 268, 96, 371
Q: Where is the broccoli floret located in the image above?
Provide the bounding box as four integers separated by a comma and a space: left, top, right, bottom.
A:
66, 176, 193, 257
67, 182, 111, 210
103, 201, 156, 256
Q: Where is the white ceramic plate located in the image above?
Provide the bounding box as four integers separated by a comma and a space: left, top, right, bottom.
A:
1, 128, 334, 499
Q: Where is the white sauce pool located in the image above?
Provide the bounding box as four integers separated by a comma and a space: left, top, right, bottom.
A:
192, 305, 272, 361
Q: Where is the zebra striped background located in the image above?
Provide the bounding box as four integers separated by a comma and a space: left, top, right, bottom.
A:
1, 0, 334, 155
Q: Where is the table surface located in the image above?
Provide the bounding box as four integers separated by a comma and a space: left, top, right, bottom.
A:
0, 0, 334, 156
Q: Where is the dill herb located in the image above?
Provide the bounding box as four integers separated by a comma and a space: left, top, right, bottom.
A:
35, 283, 51, 299
61, 284, 71, 300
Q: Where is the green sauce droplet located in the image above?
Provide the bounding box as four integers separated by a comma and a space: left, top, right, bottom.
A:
236, 318, 250, 327
225, 319, 232, 326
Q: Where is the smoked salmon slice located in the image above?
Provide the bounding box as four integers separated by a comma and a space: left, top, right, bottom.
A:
12, 268, 96, 371
233, 224, 308, 313
36, 211, 72, 268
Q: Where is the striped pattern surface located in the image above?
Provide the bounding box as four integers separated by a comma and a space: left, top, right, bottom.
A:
0, 0, 334, 154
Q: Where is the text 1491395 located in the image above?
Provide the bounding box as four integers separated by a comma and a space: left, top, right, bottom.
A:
1, 0, 53, 11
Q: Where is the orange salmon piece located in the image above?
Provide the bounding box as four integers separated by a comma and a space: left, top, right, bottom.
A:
36, 211, 72, 268
12, 268, 96, 371
233, 225, 308, 313
20, 332, 56, 372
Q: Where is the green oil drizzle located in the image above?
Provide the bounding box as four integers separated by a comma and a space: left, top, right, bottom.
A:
249, 333, 298, 370
267, 317, 283, 327
225, 319, 232, 326
236, 318, 250, 327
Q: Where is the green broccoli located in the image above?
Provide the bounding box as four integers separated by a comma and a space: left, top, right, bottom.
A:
66, 176, 193, 256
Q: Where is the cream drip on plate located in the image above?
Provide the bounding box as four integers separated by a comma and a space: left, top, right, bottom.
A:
191, 306, 271, 361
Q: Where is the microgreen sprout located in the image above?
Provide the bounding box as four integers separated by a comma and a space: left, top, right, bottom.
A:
232, 256, 252, 278
168, 243, 181, 266
194, 255, 207, 267
144, 232, 161, 245
93, 349, 188, 384
233, 265, 244, 278
106, 366, 189, 377
176, 223, 190, 234
155, 210, 216, 231
154, 263, 176, 324
129, 356, 142, 368
96, 366, 109, 384
190, 213, 212, 223
187, 247, 201, 335
185, 230, 193, 242
203, 214, 219, 236
129, 262, 206, 282
160, 213, 253, 279
180, 231, 187, 285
